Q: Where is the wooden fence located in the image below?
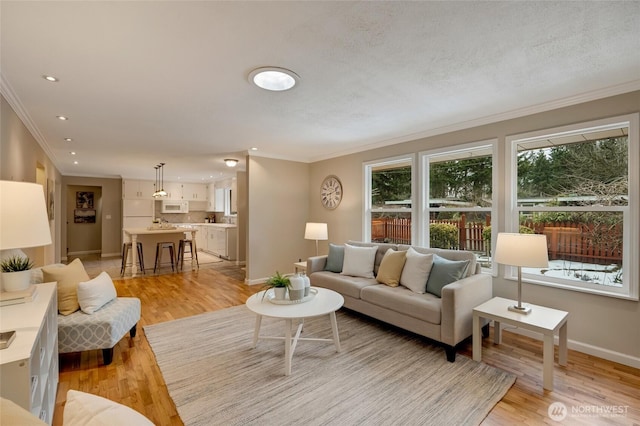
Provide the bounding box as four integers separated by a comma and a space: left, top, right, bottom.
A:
371, 216, 622, 265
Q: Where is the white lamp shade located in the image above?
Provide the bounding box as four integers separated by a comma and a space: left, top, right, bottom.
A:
494, 233, 549, 268
304, 222, 328, 241
0, 181, 52, 250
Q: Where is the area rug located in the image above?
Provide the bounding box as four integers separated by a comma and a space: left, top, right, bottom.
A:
145, 305, 515, 426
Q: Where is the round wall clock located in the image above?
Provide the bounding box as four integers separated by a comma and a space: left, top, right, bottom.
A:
320, 175, 343, 210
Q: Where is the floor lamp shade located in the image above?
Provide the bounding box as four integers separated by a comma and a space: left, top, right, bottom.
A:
305, 222, 328, 256
0, 181, 52, 250
494, 233, 548, 314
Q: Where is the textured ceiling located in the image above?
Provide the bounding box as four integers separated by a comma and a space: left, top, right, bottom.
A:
1, 1, 639, 182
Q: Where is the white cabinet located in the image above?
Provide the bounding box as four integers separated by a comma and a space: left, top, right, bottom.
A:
194, 225, 207, 251
231, 180, 238, 213
204, 225, 237, 260
0, 282, 58, 424
123, 179, 155, 199
206, 186, 225, 212
181, 183, 207, 201
162, 182, 182, 200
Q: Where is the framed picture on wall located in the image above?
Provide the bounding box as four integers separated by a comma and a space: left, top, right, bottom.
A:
76, 191, 94, 209
74, 209, 96, 224
47, 178, 54, 220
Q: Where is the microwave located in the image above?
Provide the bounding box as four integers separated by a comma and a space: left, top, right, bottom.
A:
161, 200, 189, 213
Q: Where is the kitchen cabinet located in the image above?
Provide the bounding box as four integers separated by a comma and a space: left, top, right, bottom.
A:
231, 180, 237, 214
0, 282, 58, 424
162, 182, 182, 200
181, 183, 207, 201
206, 186, 225, 212
204, 225, 237, 260
123, 179, 155, 200
194, 225, 207, 251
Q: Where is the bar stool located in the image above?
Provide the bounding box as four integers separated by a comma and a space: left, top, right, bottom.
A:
120, 242, 145, 276
177, 238, 199, 270
154, 242, 176, 274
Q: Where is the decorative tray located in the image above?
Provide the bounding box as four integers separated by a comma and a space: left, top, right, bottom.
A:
266, 288, 318, 305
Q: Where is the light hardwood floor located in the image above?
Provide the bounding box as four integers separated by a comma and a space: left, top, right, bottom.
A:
53, 264, 639, 425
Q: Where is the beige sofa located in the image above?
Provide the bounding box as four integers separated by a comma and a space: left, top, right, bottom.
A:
307, 241, 492, 361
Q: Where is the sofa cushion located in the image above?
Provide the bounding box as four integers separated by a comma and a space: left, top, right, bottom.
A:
376, 249, 406, 287
341, 244, 378, 278
77, 272, 117, 314
42, 258, 90, 316
324, 243, 345, 273
310, 271, 375, 299
399, 247, 434, 294
425, 254, 470, 297
399, 245, 477, 278
347, 241, 398, 275
361, 284, 442, 324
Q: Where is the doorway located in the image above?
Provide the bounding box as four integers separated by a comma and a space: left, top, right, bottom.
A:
67, 185, 102, 257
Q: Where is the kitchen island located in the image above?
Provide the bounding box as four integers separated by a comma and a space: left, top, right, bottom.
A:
123, 227, 198, 276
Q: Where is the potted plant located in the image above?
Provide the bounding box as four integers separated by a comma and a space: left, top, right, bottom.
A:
262, 271, 290, 300
1, 255, 34, 292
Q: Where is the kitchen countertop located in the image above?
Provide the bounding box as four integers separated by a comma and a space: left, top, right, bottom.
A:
179, 223, 237, 228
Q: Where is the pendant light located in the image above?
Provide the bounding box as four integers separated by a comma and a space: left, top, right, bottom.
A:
152, 165, 160, 197
152, 163, 168, 197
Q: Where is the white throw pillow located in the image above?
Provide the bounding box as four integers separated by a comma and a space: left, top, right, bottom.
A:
76, 272, 117, 314
63, 390, 154, 426
341, 244, 378, 278
400, 247, 434, 294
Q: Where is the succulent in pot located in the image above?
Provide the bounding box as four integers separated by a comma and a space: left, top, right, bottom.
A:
262, 271, 290, 300
1, 255, 34, 292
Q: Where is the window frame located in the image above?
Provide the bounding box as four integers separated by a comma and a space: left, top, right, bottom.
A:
363, 154, 416, 243
419, 139, 498, 272
505, 113, 639, 300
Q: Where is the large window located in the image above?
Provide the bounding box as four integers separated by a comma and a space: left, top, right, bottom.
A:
364, 156, 414, 244
421, 141, 497, 270
506, 114, 639, 299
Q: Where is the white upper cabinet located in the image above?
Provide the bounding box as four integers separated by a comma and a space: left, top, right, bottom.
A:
207, 185, 225, 212
123, 179, 155, 199
181, 183, 207, 201
162, 182, 182, 200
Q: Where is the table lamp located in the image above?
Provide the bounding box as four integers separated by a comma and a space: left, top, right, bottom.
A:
493, 232, 549, 314
304, 222, 328, 256
0, 181, 53, 291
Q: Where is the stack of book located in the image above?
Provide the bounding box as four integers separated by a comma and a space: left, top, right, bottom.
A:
0, 285, 39, 307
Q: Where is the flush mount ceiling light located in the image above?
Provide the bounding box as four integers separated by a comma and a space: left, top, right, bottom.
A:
43, 75, 59, 82
56, 115, 68, 120
64, 138, 73, 142
248, 67, 299, 91
224, 159, 239, 167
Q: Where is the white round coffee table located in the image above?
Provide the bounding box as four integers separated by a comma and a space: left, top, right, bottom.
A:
245, 287, 344, 375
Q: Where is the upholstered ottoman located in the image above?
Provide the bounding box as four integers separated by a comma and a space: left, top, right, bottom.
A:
58, 297, 141, 365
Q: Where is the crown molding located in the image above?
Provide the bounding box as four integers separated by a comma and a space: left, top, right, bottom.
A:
0, 72, 60, 169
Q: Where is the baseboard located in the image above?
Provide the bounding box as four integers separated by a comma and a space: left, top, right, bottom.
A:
245, 277, 267, 286
101, 252, 120, 258
501, 325, 640, 369
67, 250, 101, 256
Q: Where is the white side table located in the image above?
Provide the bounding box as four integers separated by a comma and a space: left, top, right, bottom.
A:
472, 297, 568, 391
246, 287, 344, 376
293, 261, 307, 273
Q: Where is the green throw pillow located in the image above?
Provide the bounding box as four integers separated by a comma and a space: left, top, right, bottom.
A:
425, 254, 470, 298
324, 243, 345, 273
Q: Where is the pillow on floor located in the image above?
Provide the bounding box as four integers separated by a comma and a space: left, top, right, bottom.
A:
77, 271, 117, 314
376, 249, 407, 287
341, 244, 378, 278
63, 390, 154, 426
42, 258, 89, 316
425, 254, 470, 297
400, 247, 433, 293
324, 243, 345, 273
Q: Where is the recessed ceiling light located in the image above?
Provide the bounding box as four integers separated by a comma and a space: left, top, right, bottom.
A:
250, 147, 258, 151
73, 161, 78, 165
64, 138, 73, 142
248, 67, 299, 91
70, 151, 76, 155
56, 115, 68, 120
43, 75, 59, 82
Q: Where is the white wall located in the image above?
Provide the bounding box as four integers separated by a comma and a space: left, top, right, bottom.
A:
308, 90, 640, 366
247, 156, 309, 282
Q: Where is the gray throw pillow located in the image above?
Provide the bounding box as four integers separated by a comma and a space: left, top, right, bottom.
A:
324, 243, 345, 273
425, 254, 470, 298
